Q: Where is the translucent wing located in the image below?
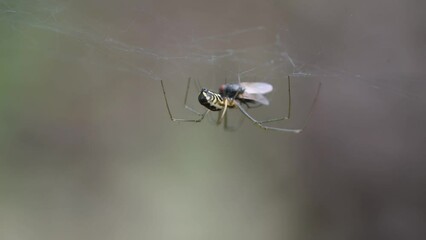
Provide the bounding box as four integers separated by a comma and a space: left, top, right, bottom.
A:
239, 82, 273, 94
239, 93, 270, 105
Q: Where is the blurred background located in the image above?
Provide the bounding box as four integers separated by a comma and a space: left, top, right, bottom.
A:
1, 0, 425, 239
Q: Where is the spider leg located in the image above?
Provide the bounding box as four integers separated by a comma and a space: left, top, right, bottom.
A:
235, 101, 302, 133
220, 86, 240, 129
217, 98, 228, 125
223, 105, 245, 131
160, 80, 209, 122
224, 110, 229, 130
194, 78, 202, 92
256, 75, 292, 124
223, 90, 245, 131
183, 78, 203, 116
235, 78, 322, 133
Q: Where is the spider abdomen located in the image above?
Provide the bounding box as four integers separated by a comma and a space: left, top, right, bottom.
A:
198, 89, 224, 111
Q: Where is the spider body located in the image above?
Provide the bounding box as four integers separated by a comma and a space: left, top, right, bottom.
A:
198, 88, 236, 111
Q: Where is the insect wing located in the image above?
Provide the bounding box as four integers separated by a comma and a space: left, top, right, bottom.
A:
239, 82, 273, 94
240, 92, 270, 106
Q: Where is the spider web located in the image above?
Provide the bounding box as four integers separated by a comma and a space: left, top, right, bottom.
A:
1, 1, 292, 79
1, 0, 424, 108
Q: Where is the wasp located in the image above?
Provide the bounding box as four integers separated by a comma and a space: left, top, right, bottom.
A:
160, 76, 321, 133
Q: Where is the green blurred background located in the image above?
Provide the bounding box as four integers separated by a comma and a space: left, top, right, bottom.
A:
1, 0, 425, 239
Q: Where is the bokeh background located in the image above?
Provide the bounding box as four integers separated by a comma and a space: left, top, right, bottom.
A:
1, 0, 425, 239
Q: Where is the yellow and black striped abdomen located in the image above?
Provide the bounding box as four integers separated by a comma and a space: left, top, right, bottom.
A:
198, 89, 226, 111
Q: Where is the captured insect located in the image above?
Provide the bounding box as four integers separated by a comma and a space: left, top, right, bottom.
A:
160, 76, 321, 133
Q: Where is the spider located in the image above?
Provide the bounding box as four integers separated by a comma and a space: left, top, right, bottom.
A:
160, 76, 321, 133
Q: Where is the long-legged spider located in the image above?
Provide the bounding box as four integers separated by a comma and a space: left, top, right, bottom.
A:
160, 76, 321, 133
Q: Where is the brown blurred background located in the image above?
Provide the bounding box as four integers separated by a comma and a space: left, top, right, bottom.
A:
1, 0, 425, 239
